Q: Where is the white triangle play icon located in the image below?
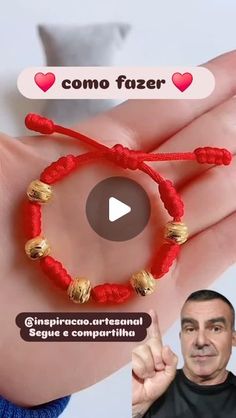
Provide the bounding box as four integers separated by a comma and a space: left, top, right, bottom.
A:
108, 197, 131, 222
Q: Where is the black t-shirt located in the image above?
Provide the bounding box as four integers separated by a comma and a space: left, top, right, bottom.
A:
143, 369, 236, 418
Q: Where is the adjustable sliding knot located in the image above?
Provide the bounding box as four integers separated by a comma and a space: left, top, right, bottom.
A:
194, 147, 232, 165
25, 113, 55, 135
108, 144, 142, 170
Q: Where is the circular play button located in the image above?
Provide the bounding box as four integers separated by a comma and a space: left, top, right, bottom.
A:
85, 177, 151, 241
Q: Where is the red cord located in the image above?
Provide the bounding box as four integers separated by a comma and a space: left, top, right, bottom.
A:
24, 114, 232, 304
23, 201, 41, 239
40, 256, 73, 290
92, 283, 133, 304
151, 241, 180, 278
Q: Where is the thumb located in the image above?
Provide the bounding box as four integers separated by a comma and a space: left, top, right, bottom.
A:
162, 345, 178, 379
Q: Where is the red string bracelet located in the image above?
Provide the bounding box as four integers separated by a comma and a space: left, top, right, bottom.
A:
23, 113, 232, 305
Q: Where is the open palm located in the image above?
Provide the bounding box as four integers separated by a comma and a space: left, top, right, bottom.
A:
0, 51, 236, 407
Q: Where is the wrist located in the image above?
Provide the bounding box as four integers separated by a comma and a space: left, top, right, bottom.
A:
0, 394, 70, 418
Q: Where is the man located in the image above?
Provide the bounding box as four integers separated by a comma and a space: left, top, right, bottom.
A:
132, 289, 236, 418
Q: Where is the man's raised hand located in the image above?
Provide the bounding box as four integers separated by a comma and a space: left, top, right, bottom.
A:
132, 310, 178, 417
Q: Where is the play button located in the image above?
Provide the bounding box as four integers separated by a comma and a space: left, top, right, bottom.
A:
86, 177, 151, 241
109, 197, 131, 222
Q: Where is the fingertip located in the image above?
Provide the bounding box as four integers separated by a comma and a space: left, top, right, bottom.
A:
147, 310, 160, 338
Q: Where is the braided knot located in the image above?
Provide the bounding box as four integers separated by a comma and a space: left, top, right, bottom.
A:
92, 283, 132, 303
108, 144, 141, 170
23, 201, 41, 239
194, 147, 232, 165
40, 155, 78, 184
40, 256, 72, 289
25, 113, 55, 135
151, 241, 180, 278
159, 180, 184, 218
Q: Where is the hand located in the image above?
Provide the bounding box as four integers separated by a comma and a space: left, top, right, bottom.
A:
0, 51, 236, 406
132, 310, 178, 416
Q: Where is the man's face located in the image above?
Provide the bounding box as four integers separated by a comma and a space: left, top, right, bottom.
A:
180, 299, 236, 382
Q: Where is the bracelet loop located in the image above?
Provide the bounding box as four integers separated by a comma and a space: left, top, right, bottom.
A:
23, 114, 232, 305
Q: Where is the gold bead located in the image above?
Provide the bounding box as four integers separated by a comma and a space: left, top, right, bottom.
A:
165, 221, 188, 244
67, 278, 91, 304
130, 270, 156, 296
25, 236, 51, 260
27, 180, 52, 203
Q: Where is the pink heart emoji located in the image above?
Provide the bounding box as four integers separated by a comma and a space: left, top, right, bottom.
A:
34, 72, 56, 92
172, 72, 193, 92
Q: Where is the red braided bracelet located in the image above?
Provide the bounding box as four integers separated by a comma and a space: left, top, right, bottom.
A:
23, 114, 232, 305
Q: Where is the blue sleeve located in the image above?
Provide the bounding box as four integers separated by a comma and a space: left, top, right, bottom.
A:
0, 394, 70, 417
